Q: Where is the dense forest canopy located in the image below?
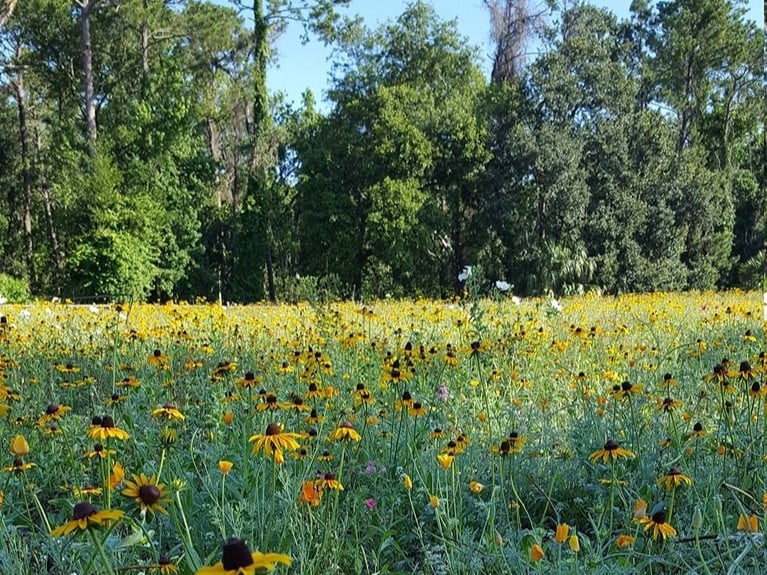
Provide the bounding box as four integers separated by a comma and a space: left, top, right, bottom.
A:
0, 0, 764, 302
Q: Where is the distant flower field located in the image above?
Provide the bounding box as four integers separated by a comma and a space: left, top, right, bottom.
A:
0, 292, 764, 574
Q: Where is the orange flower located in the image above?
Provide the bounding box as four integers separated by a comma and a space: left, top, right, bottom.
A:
218, 460, 233, 475
737, 514, 759, 532
554, 523, 569, 544
299, 480, 322, 507
616, 534, 635, 548
530, 543, 544, 561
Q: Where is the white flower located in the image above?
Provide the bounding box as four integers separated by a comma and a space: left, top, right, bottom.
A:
495, 280, 511, 292
19, 309, 32, 320
458, 266, 473, 282
511, 295, 521, 306
0, 294, 7, 305
550, 299, 563, 313
88, 304, 100, 314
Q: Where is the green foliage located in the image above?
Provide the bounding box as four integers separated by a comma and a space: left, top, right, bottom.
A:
0, 273, 30, 302
61, 152, 161, 300
0, 0, 763, 300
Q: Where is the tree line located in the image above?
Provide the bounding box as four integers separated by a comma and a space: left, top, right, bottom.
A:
0, 0, 763, 302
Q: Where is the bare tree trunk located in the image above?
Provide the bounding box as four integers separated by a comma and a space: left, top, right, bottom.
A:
76, 0, 98, 148
0, 0, 18, 27
35, 127, 64, 277
141, 0, 149, 76
484, 0, 546, 84
5, 44, 35, 284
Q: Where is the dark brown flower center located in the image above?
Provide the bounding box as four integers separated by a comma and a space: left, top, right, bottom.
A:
221, 537, 254, 570
265, 422, 281, 436
46, 404, 59, 415
604, 439, 619, 451
139, 484, 161, 505
651, 510, 666, 524
101, 416, 115, 428
73, 501, 98, 519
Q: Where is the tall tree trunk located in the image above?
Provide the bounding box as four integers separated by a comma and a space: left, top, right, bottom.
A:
6, 44, 34, 284
141, 0, 149, 77
77, 0, 97, 148
250, 0, 276, 301
35, 126, 64, 278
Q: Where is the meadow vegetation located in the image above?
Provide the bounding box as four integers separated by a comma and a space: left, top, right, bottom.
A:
0, 290, 764, 573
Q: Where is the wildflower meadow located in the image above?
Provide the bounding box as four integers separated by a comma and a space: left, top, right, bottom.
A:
0, 290, 764, 574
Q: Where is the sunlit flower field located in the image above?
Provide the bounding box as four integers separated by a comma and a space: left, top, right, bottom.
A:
0, 291, 764, 574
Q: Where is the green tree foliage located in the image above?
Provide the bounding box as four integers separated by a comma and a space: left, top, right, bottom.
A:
0, 0, 762, 301
296, 1, 489, 298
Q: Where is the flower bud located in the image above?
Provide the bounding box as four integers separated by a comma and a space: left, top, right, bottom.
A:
692, 506, 703, 531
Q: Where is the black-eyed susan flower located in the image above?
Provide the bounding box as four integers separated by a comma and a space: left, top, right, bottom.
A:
749, 380, 766, 399
55, 362, 80, 374
408, 401, 427, 417
256, 393, 289, 412
88, 415, 130, 441
589, 439, 635, 464
704, 363, 728, 386
657, 397, 682, 413
327, 421, 361, 442
657, 467, 692, 490
148, 350, 170, 370
729, 361, 758, 382
37, 403, 71, 426
305, 382, 324, 400
154, 555, 179, 575
83, 443, 115, 459
117, 375, 141, 389
106, 393, 127, 406
152, 404, 185, 421
122, 473, 170, 515
687, 421, 708, 441
305, 408, 324, 425
50, 501, 124, 536
493, 431, 525, 456
286, 395, 311, 413
71, 484, 102, 498
195, 537, 291, 575
249, 423, 301, 464
3, 458, 35, 473
610, 381, 643, 400
639, 510, 677, 540
314, 472, 343, 491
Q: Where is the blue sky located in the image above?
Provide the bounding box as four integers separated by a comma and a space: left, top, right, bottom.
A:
267, 0, 763, 109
